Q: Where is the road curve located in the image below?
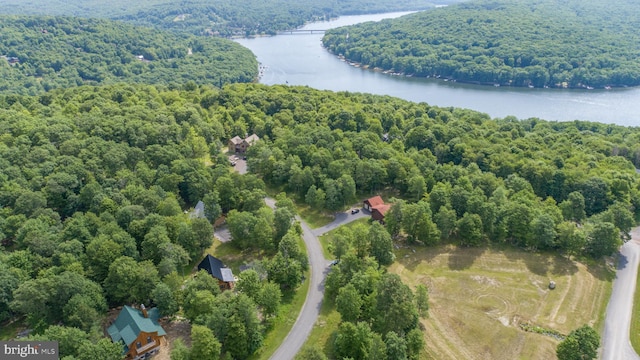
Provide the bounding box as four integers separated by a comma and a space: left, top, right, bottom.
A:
601, 227, 640, 360
267, 199, 328, 360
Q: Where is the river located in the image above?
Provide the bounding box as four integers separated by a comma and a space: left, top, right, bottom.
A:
235, 12, 640, 126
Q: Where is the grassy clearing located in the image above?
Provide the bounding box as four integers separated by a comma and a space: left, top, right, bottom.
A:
301, 244, 613, 360
318, 218, 370, 259
391, 244, 613, 360
298, 204, 335, 229
631, 262, 640, 354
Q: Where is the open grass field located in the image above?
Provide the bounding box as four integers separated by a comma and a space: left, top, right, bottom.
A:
301, 242, 613, 360
391, 245, 613, 360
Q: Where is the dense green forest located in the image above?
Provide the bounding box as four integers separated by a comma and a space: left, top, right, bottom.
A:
114, 0, 461, 37
0, 0, 466, 36
0, 16, 257, 95
1, 82, 639, 358
322, 0, 640, 88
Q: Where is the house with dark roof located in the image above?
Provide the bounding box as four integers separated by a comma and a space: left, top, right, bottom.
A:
107, 305, 166, 360
197, 254, 236, 290
228, 134, 259, 153
364, 196, 391, 224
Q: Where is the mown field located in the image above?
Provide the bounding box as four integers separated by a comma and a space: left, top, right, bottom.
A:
302, 228, 613, 359
391, 245, 613, 360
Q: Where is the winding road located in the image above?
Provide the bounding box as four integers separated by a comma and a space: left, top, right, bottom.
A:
267, 199, 365, 360
264, 202, 640, 359
601, 227, 640, 360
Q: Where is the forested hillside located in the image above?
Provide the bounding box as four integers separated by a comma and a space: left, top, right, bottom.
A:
1, 82, 639, 357
0, 16, 257, 95
322, 0, 640, 88
114, 0, 461, 37
0, 0, 466, 36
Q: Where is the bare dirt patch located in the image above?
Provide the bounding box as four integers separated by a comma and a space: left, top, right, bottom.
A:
391, 245, 612, 360
154, 319, 191, 360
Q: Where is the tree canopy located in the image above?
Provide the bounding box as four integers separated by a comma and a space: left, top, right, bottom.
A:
323, 0, 640, 88
0, 15, 257, 95
0, 81, 637, 357
0, 0, 466, 37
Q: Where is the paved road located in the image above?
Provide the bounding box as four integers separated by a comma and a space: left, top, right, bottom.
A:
267, 198, 329, 360
601, 227, 640, 360
312, 207, 369, 236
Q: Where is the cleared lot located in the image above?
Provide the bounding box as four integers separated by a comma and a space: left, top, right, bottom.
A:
390, 245, 613, 360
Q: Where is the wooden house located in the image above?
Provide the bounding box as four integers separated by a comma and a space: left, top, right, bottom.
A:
107, 305, 166, 360
228, 136, 243, 153
364, 196, 384, 211
371, 204, 391, 223
198, 254, 236, 290
364, 196, 390, 223
228, 134, 259, 153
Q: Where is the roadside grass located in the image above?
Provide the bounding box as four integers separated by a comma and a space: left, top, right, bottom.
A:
297, 204, 335, 229
249, 223, 311, 360
318, 218, 370, 259
391, 244, 612, 360
631, 262, 640, 354
298, 298, 340, 359
250, 270, 310, 360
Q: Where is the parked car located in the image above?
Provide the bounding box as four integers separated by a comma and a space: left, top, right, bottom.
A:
329, 259, 339, 267
230, 161, 236, 166
351, 208, 360, 214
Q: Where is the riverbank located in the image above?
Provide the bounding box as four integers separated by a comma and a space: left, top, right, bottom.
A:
330, 52, 621, 90
235, 12, 640, 124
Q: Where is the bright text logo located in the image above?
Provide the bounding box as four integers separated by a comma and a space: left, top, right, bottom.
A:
1, 341, 58, 360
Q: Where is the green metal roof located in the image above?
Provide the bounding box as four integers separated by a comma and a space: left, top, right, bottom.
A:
107, 305, 166, 348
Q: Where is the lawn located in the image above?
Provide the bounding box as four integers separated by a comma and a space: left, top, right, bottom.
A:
298, 299, 341, 359
392, 245, 613, 360
297, 204, 335, 229
301, 244, 613, 360
250, 272, 310, 360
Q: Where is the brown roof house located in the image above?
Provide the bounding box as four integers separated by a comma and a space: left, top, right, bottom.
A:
364, 196, 391, 223
228, 134, 259, 153
198, 254, 236, 290
108, 305, 166, 360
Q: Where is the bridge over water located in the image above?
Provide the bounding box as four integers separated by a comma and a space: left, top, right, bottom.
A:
277, 29, 327, 35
